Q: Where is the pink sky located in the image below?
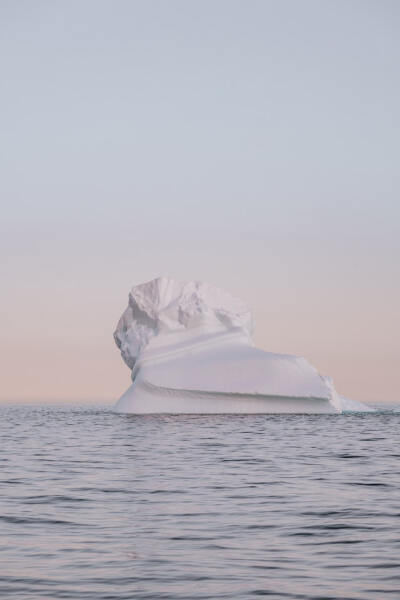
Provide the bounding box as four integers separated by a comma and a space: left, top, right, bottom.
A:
1, 1, 399, 404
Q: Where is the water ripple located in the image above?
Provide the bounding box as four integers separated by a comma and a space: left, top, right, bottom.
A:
0, 403, 399, 599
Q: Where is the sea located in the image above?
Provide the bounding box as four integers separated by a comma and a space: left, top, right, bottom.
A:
1, 402, 399, 600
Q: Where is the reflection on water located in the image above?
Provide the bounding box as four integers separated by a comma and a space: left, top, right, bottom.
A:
1, 403, 399, 599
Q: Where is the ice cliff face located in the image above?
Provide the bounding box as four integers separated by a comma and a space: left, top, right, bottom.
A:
114, 277, 253, 370
114, 277, 370, 414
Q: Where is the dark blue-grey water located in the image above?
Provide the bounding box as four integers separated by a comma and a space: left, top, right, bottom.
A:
1, 403, 399, 600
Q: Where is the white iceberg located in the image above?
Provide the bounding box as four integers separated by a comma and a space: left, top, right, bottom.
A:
114, 277, 368, 414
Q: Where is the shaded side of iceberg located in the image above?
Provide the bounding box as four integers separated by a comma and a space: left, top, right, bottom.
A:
114, 277, 370, 414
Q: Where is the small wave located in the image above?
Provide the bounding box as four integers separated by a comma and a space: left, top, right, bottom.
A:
0, 515, 88, 526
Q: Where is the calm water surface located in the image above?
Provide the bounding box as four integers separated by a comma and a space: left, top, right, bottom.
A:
1, 403, 399, 599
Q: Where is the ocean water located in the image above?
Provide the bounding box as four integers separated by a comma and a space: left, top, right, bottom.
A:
1, 403, 399, 600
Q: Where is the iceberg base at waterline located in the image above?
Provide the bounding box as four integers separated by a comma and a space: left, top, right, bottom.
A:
114, 277, 371, 414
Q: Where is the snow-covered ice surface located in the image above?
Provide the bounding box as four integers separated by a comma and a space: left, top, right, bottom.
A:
114, 277, 372, 414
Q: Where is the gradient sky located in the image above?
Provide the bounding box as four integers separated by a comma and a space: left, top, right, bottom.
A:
1, 0, 399, 404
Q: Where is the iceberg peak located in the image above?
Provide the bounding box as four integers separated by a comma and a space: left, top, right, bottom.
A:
114, 277, 253, 370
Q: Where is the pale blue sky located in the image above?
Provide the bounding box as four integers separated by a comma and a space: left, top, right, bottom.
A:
1, 1, 399, 402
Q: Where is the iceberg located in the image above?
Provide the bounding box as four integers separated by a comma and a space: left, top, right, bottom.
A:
114, 277, 365, 414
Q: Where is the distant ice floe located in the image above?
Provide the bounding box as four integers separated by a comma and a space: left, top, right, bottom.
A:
114, 277, 372, 414
340, 396, 375, 412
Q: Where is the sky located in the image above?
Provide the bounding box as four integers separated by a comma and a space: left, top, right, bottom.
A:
1, 0, 399, 404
